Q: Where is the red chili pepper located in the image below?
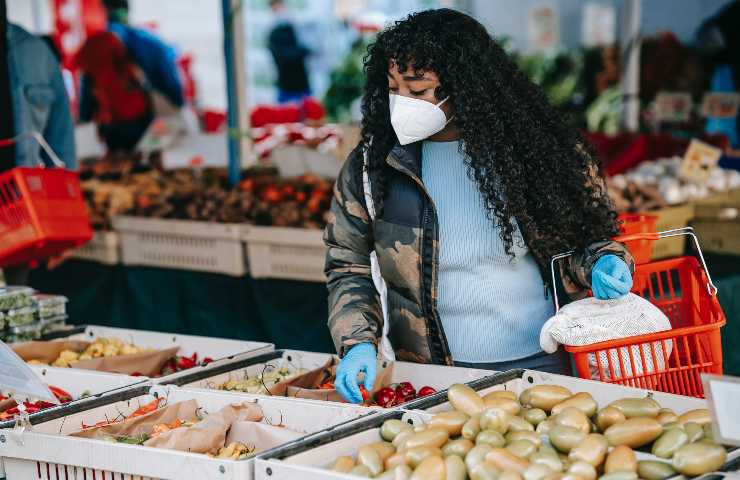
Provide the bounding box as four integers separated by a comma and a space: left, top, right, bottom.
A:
131, 371, 143, 377
358, 384, 371, 404
202, 357, 214, 365
31, 401, 56, 410
49, 385, 73, 403
130, 397, 161, 418
177, 356, 197, 370
417, 386, 437, 397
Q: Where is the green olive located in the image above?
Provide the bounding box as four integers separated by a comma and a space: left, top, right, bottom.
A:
405, 446, 442, 469
470, 462, 500, 480
462, 414, 482, 440
448, 383, 485, 416
486, 448, 530, 474
369, 441, 396, 462
651, 427, 688, 458
506, 430, 542, 447
429, 411, 470, 437
349, 465, 373, 477
519, 385, 572, 412
508, 415, 536, 432
331, 456, 355, 473
499, 471, 524, 480
529, 451, 563, 472
551, 392, 598, 417
521, 408, 547, 426
548, 425, 586, 453
404, 428, 449, 450
445, 455, 467, 480
637, 460, 677, 480
357, 445, 383, 476
410, 455, 445, 480
703, 422, 714, 440
523, 463, 556, 480
567, 461, 597, 480
568, 433, 607, 467
677, 408, 711, 426
535, 419, 554, 435
608, 398, 660, 418
480, 407, 511, 433
656, 409, 678, 426
483, 390, 518, 401
484, 396, 522, 416
604, 418, 662, 448
385, 452, 410, 470
684, 422, 705, 443
605, 445, 637, 474
476, 429, 506, 448
375, 465, 412, 480
599, 472, 638, 480
595, 406, 626, 432
465, 444, 494, 473
672, 442, 727, 476
381, 419, 413, 442
554, 407, 591, 435
506, 439, 538, 459
441, 438, 474, 458
393, 429, 414, 451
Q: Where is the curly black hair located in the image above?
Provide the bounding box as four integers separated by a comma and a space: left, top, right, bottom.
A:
361, 8, 619, 260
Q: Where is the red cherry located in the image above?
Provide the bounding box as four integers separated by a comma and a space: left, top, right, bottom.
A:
373, 387, 397, 408
417, 386, 437, 397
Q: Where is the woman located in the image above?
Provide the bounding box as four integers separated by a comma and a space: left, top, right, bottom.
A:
325, 9, 634, 404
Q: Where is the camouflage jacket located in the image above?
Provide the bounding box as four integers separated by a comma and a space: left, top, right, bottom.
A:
324, 142, 633, 365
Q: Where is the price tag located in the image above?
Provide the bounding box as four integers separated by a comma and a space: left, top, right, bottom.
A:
702, 374, 740, 446
701, 92, 740, 119
654, 92, 693, 122
679, 138, 722, 182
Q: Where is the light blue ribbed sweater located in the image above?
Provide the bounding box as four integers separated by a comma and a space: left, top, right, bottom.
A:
421, 140, 555, 363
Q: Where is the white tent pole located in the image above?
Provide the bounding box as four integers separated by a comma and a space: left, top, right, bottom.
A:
620, 0, 642, 132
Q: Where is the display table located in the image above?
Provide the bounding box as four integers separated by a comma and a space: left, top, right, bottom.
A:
28, 254, 740, 375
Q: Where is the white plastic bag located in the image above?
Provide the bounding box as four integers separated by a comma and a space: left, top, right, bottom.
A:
540, 293, 673, 380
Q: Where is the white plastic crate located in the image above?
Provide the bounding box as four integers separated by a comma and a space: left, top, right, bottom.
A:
58, 325, 274, 381
174, 349, 492, 403
0, 385, 377, 480
242, 226, 326, 282
70, 231, 120, 265
114, 216, 246, 276
26, 365, 143, 399
255, 369, 730, 480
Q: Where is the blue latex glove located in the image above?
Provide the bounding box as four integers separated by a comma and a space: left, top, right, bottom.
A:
591, 255, 633, 300
335, 343, 377, 404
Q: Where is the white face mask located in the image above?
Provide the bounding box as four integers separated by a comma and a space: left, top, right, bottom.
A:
389, 94, 452, 145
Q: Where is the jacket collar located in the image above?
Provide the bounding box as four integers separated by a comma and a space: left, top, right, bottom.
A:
387, 142, 422, 181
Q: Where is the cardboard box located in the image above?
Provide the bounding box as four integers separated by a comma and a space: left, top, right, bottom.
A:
650, 203, 695, 259
692, 189, 740, 255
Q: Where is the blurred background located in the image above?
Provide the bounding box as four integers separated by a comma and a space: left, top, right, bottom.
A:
3, 0, 740, 373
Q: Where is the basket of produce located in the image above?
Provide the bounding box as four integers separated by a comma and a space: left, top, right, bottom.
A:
0, 384, 374, 480
0, 365, 143, 427
256, 369, 736, 480
11, 325, 273, 379
0, 132, 92, 268
550, 229, 725, 397
167, 349, 491, 407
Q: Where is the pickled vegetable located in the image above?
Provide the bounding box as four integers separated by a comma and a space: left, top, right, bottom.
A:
672, 442, 727, 476
637, 460, 676, 480
604, 418, 662, 448
448, 384, 485, 416
520, 385, 572, 412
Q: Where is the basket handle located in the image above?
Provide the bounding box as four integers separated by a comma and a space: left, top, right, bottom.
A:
0, 131, 66, 168
550, 227, 718, 312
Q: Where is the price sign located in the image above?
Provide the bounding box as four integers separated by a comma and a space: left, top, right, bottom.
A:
701, 92, 740, 119
528, 4, 560, 51
680, 139, 722, 182
654, 92, 692, 122
702, 374, 740, 446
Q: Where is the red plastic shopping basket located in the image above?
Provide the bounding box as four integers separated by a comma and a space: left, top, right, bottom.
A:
0, 132, 92, 267
551, 228, 725, 397
617, 213, 658, 264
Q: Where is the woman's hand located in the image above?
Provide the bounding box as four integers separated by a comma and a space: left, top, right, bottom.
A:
591, 255, 633, 300
335, 343, 377, 404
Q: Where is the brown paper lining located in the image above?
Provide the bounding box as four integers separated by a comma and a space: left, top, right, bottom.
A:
285, 359, 394, 402
226, 421, 304, 451
12, 341, 179, 376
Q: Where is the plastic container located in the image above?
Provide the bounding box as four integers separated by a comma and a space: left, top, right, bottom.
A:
70, 230, 120, 265
39, 315, 67, 335
0, 311, 6, 330
242, 226, 326, 282
114, 216, 246, 276
5, 306, 38, 327
31, 294, 67, 319
254, 369, 714, 480
52, 325, 274, 380
0, 384, 375, 480
168, 349, 492, 404
617, 213, 658, 264
0, 286, 34, 310
4, 322, 43, 343
553, 229, 726, 398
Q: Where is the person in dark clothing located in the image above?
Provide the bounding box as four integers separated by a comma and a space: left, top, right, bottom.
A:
268, 0, 311, 103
